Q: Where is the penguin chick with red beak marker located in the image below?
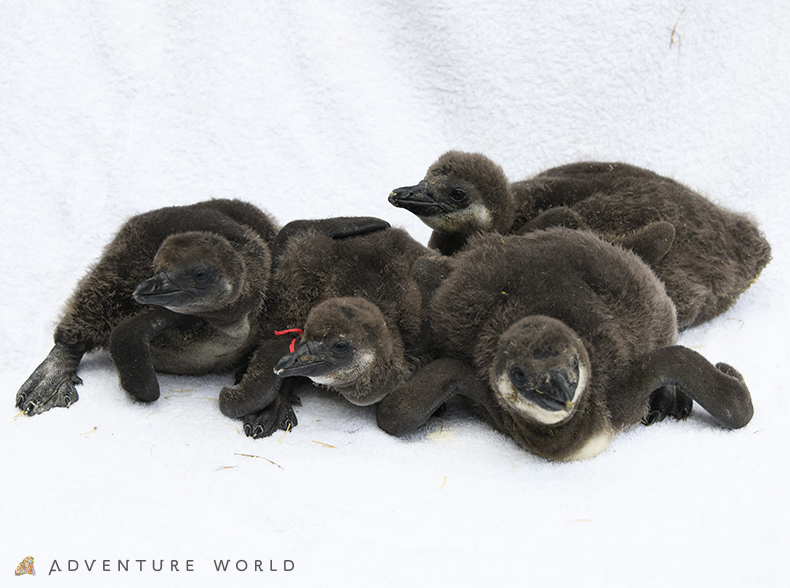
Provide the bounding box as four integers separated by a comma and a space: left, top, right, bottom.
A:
227, 225, 438, 439
274, 297, 412, 407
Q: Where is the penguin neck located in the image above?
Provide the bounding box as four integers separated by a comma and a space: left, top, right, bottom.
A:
198, 240, 271, 338
337, 329, 411, 405
194, 290, 263, 340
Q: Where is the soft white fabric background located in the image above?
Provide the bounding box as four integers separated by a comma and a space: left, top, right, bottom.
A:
1, 1, 788, 586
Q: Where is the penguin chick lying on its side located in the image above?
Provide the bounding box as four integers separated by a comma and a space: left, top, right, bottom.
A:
389, 151, 772, 329
220, 226, 434, 438
16, 199, 279, 415
377, 229, 754, 461
274, 297, 412, 407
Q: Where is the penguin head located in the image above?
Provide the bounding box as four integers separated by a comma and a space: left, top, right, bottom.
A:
388, 151, 515, 235
133, 232, 245, 315
491, 316, 590, 425
273, 297, 396, 406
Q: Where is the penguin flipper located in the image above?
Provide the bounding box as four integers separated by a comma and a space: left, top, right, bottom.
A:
219, 336, 293, 418
516, 207, 585, 233
632, 345, 753, 429
242, 377, 300, 439
615, 221, 676, 266
109, 307, 198, 403
16, 342, 84, 415
377, 357, 489, 436
270, 217, 390, 260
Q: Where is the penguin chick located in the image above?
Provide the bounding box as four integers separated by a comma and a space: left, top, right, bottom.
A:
389, 151, 772, 329
226, 226, 435, 438
377, 229, 754, 461
16, 199, 277, 415
274, 297, 411, 406
118, 230, 268, 378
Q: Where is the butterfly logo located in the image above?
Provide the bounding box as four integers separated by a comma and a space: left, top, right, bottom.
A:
15, 557, 35, 576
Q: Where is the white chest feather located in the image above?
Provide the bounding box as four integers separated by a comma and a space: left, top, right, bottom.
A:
564, 429, 615, 461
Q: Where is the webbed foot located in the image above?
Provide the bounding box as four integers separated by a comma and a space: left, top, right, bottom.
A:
242, 380, 301, 439
16, 343, 84, 415
643, 385, 693, 425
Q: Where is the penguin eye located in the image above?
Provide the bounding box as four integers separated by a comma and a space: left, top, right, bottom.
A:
193, 269, 210, 284
509, 367, 527, 388
572, 355, 579, 371
449, 188, 468, 203
331, 341, 352, 358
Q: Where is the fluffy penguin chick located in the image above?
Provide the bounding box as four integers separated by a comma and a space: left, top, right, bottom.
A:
128, 231, 265, 372
377, 229, 754, 461
225, 226, 435, 438
273, 297, 411, 406
16, 199, 277, 415
389, 151, 772, 329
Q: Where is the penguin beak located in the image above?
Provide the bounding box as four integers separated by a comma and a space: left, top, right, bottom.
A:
388, 182, 445, 216
274, 342, 332, 378
133, 272, 191, 307
534, 368, 578, 412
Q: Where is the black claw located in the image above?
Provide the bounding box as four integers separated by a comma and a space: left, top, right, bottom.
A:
672, 392, 693, 420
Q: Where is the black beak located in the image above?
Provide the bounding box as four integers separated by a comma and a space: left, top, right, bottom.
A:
133, 272, 189, 306
534, 368, 577, 412
274, 342, 331, 378
388, 182, 444, 216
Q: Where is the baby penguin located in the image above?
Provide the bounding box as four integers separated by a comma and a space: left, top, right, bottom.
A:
389, 151, 772, 329
377, 229, 754, 461
16, 199, 278, 415
221, 225, 435, 438
273, 297, 411, 407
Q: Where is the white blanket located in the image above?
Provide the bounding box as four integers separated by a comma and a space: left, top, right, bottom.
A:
2, 1, 788, 586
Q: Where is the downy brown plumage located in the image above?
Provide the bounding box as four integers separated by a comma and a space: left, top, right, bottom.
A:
389, 151, 772, 329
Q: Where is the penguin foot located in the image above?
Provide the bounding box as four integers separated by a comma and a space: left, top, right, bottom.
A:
642, 385, 693, 425
242, 382, 300, 439
16, 343, 84, 415
243, 396, 299, 439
